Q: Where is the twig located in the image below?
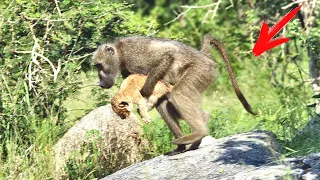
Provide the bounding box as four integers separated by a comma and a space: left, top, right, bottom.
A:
206, 0, 221, 23
43, 16, 54, 45
54, 0, 62, 17
15, 50, 61, 83
69, 53, 92, 61
0, 0, 15, 17
28, 40, 38, 90
21, 15, 66, 22
16, 51, 58, 74
147, 20, 158, 36
164, 8, 191, 26
226, 0, 234, 10
53, 59, 61, 82
180, 3, 220, 9
165, 0, 223, 25
27, 22, 41, 90
282, 0, 306, 9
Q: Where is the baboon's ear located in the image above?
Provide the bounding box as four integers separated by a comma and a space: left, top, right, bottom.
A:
119, 101, 129, 108
105, 46, 115, 55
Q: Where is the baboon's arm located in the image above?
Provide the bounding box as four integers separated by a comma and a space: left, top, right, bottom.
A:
140, 54, 174, 97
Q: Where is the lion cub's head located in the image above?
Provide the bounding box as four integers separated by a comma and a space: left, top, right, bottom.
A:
111, 95, 133, 119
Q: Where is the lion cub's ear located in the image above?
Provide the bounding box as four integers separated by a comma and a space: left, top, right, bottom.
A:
119, 101, 129, 108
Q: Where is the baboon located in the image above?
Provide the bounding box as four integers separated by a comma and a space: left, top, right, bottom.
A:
93, 34, 255, 155
111, 74, 173, 123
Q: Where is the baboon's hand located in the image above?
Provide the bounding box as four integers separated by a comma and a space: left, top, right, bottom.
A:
140, 86, 153, 97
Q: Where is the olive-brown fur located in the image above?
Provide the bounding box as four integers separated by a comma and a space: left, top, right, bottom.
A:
93, 34, 254, 155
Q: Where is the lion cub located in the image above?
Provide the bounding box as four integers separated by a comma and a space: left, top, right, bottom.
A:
111, 74, 173, 123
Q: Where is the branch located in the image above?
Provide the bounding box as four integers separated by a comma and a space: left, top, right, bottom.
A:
15, 50, 61, 83
28, 40, 38, 90
180, 3, 220, 9
226, 0, 234, 10
53, 59, 61, 82
165, 0, 222, 25
21, 14, 66, 22
16, 51, 57, 73
27, 22, 41, 90
69, 53, 92, 61
0, 0, 15, 17
54, 0, 62, 17
282, 0, 306, 9
202, 0, 221, 24
164, 8, 191, 26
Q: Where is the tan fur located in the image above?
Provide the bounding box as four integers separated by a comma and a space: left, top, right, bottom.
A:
148, 41, 179, 52
111, 74, 173, 123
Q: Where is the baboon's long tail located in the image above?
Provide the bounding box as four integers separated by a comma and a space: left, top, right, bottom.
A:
203, 34, 256, 115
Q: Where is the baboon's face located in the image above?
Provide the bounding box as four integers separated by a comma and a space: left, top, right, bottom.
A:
96, 63, 117, 88
93, 44, 119, 89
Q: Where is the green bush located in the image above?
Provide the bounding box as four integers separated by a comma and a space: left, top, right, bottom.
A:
0, 0, 154, 178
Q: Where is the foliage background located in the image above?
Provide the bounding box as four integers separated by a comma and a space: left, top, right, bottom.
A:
0, 0, 319, 179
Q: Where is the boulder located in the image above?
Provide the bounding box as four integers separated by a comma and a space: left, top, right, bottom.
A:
102, 131, 320, 180
296, 115, 320, 138
54, 104, 147, 179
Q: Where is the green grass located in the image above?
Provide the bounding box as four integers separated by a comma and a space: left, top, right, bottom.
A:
285, 117, 320, 156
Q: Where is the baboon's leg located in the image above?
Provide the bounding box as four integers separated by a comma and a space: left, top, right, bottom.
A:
202, 111, 210, 125
188, 111, 211, 150
169, 66, 213, 145
171, 99, 208, 145
156, 96, 186, 155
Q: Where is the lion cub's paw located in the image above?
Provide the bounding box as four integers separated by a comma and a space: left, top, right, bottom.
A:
141, 115, 151, 123
146, 102, 154, 111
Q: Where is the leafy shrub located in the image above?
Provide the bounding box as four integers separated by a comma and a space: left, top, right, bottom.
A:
0, 0, 155, 177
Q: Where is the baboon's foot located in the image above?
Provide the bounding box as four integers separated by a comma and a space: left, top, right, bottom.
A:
172, 131, 207, 145
164, 145, 186, 156
187, 139, 202, 151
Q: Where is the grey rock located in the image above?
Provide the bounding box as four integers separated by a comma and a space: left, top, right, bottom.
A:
54, 104, 147, 180
103, 131, 282, 180
102, 130, 320, 180
296, 115, 320, 138
302, 153, 320, 179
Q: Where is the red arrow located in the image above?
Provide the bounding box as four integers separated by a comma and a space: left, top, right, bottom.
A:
252, 4, 302, 56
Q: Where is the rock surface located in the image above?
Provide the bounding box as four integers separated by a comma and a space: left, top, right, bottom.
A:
54, 104, 146, 179
103, 131, 320, 180
296, 115, 320, 138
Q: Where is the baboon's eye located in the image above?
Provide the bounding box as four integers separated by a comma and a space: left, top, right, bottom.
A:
105, 46, 115, 55
95, 63, 103, 69
119, 101, 129, 107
